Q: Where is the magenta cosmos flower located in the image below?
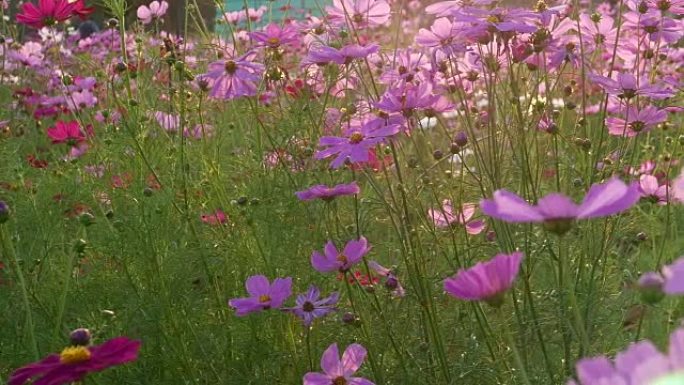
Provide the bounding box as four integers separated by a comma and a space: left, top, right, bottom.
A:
589, 72, 675, 100
198, 54, 264, 100
311, 237, 370, 273
47, 121, 88, 145
137, 1, 168, 24
326, 0, 391, 28
16, 0, 75, 28
568, 328, 684, 385
296, 182, 360, 202
428, 201, 485, 235
229, 275, 292, 316
249, 23, 299, 48
304, 44, 379, 66
481, 177, 640, 234
303, 343, 374, 385
9, 337, 141, 385
284, 285, 339, 326
315, 122, 400, 169
606, 105, 667, 137
444, 252, 523, 306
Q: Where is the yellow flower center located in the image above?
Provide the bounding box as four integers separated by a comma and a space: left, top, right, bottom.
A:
336, 254, 349, 264
333, 376, 348, 385
267, 37, 280, 46
59, 346, 92, 364
259, 294, 271, 303
348, 132, 364, 144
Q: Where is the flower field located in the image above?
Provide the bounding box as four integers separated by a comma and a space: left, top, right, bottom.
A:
0, 0, 683, 384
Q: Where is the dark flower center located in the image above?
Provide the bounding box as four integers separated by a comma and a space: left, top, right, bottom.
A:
621, 89, 637, 99
302, 301, 315, 312
333, 376, 348, 385
352, 13, 364, 23
543, 218, 575, 235
224, 60, 237, 74
348, 132, 364, 144
628, 120, 646, 132
486, 14, 504, 23
657, 0, 671, 10
534, 0, 548, 11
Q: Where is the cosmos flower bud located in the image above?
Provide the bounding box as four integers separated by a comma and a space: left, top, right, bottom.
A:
79, 212, 95, 227
69, 328, 92, 346
454, 131, 468, 147
0, 201, 10, 224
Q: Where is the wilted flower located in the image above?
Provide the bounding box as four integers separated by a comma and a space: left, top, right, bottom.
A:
229, 275, 292, 316
9, 337, 141, 385
284, 285, 339, 326
444, 252, 523, 306
311, 237, 370, 273
368, 261, 405, 297
303, 343, 375, 385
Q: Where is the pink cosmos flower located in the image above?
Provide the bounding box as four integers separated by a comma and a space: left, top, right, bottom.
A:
47, 121, 87, 145
304, 44, 379, 66
197, 54, 265, 100
674, 168, 684, 203
9, 337, 141, 385
303, 343, 374, 385
137, 1, 168, 24
228, 275, 292, 316
568, 328, 684, 385
311, 237, 371, 273
296, 182, 360, 201
481, 177, 640, 234
605, 105, 667, 137
638, 174, 669, 204
249, 23, 299, 48
326, 0, 391, 28
589, 72, 675, 99
444, 252, 523, 306
415, 18, 466, 55
428, 201, 485, 235
315, 121, 400, 169
16, 0, 75, 28
153, 111, 180, 133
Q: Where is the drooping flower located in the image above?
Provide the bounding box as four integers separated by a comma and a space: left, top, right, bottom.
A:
16, 0, 76, 28
47, 121, 87, 145
311, 237, 370, 273
228, 275, 292, 316
284, 285, 339, 326
249, 23, 299, 48
368, 261, 405, 297
296, 182, 360, 202
567, 328, 684, 385
137, 1, 168, 24
153, 111, 181, 133
428, 201, 485, 235
69, 0, 95, 19
197, 54, 265, 100
9, 337, 141, 385
444, 252, 523, 306
481, 177, 640, 234
606, 105, 667, 137
303, 343, 375, 385
589, 72, 675, 100
326, 0, 391, 28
